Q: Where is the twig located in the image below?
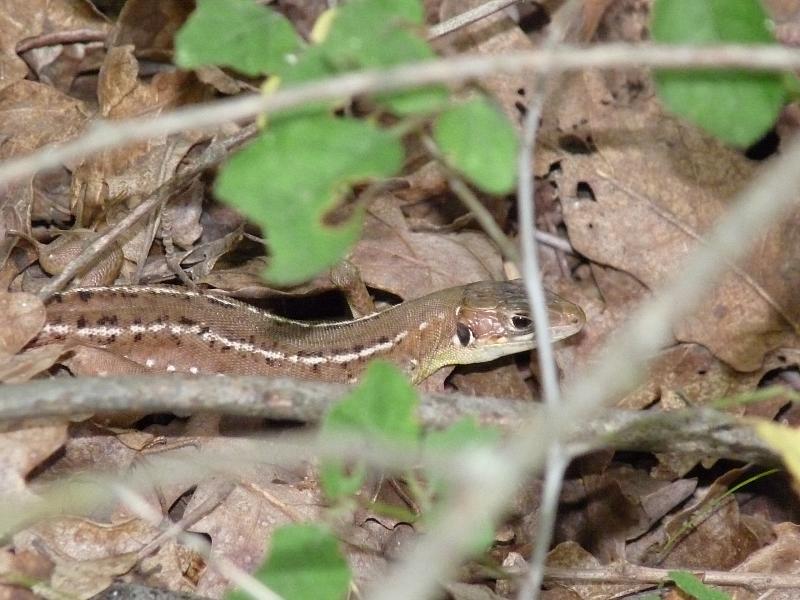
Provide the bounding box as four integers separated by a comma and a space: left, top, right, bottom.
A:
0, 375, 778, 465
36, 124, 257, 298
114, 485, 285, 600
421, 135, 520, 262
5, 44, 800, 187
366, 86, 800, 600
427, 0, 522, 40
15, 29, 108, 53
533, 230, 574, 254
541, 564, 800, 591
514, 1, 583, 596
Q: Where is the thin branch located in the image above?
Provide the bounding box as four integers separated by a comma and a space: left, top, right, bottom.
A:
15, 29, 108, 53
366, 91, 800, 600
541, 564, 800, 591
0, 375, 779, 465
421, 135, 520, 262
114, 485, 286, 600
533, 230, 574, 254
515, 2, 583, 596
5, 44, 800, 186
427, 0, 522, 40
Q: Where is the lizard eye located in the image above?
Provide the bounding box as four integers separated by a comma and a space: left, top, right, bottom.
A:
511, 315, 532, 330
455, 323, 473, 346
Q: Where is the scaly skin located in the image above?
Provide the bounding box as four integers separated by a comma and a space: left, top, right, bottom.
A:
33, 280, 585, 384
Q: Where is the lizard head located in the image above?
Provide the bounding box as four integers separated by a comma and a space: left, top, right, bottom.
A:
416, 280, 584, 382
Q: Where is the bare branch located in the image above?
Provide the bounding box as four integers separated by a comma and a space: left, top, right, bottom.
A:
428, 0, 522, 40
0, 375, 777, 465
4, 44, 800, 187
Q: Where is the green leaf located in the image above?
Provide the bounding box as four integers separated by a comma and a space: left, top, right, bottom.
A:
216, 116, 403, 285
322, 361, 420, 443
320, 0, 447, 114
230, 524, 350, 600
319, 461, 366, 501
433, 97, 518, 194
423, 418, 500, 548
651, 0, 786, 147
668, 570, 731, 600
320, 361, 420, 502
425, 417, 500, 453
175, 0, 302, 76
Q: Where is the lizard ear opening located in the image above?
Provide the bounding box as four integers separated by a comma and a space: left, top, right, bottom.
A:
456, 323, 473, 346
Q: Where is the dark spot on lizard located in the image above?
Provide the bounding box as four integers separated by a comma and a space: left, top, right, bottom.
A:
179, 316, 197, 326
78, 290, 92, 302
48, 294, 63, 304
311, 363, 320, 374
377, 336, 389, 345
351, 344, 364, 353
134, 333, 143, 342
76, 316, 87, 329
98, 315, 118, 326
132, 317, 142, 325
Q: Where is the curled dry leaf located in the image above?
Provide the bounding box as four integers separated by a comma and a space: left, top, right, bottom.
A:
0, 344, 72, 384
0, 419, 67, 497
0, 0, 108, 92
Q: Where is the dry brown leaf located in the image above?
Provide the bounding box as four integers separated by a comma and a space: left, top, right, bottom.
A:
540, 69, 800, 371
0, 345, 72, 383
190, 482, 321, 597
0, 80, 89, 260
729, 522, 800, 600
556, 464, 696, 564
448, 361, 532, 400
351, 194, 504, 299
70, 44, 208, 230
630, 467, 765, 569
437, 0, 532, 130
545, 541, 647, 599
110, 0, 194, 60
620, 344, 761, 410
0, 0, 108, 92
0, 419, 67, 497
0, 292, 45, 357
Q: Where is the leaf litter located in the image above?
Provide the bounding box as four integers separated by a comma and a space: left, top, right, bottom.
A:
1, 0, 800, 598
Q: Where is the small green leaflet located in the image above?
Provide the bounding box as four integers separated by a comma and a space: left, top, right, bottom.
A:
228, 524, 350, 600
668, 570, 731, 600
215, 116, 403, 285
320, 361, 420, 501
321, 0, 447, 114
651, 0, 787, 147
322, 361, 420, 444
175, 0, 301, 76
433, 97, 519, 194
